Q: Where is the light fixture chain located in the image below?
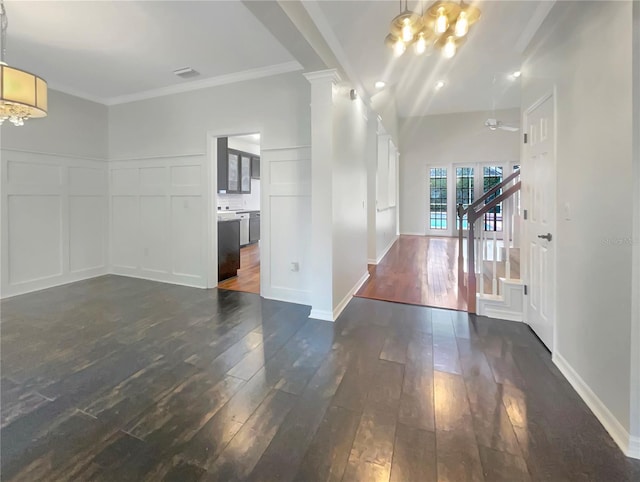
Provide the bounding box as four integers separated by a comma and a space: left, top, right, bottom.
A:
0, 0, 7, 64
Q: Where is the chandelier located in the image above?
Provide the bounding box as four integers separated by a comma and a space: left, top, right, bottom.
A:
0, 0, 47, 126
385, 1, 480, 59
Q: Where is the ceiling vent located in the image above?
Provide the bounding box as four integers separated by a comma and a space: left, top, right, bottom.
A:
173, 67, 200, 79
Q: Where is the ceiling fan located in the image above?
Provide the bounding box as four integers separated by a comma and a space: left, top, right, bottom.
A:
483, 74, 520, 132
485, 118, 519, 132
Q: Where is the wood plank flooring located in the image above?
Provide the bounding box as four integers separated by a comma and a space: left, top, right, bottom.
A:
1, 275, 639, 481
356, 235, 468, 310
218, 243, 260, 294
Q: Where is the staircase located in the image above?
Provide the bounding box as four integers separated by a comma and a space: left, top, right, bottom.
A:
457, 169, 524, 321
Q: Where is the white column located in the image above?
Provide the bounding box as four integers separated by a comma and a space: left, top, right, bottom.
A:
629, 0, 640, 453
305, 69, 341, 321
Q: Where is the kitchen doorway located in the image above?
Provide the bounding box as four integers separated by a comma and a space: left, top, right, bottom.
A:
215, 133, 262, 295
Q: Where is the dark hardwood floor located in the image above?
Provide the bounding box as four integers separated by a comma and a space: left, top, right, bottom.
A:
1, 275, 638, 481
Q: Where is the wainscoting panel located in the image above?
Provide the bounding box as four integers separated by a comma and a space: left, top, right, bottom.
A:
8, 194, 62, 285
261, 146, 311, 305
109, 156, 207, 288
69, 196, 106, 273
1, 150, 108, 298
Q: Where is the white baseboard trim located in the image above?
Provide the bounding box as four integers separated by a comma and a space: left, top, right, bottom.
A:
367, 258, 377, 265
333, 271, 370, 321
553, 351, 637, 458
371, 236, 398, 265
630, 436, 640, 459
400, 231, 425, 236
1, 267, 108, 299
309, 271, 370, 323
309, 309, 334, 322
264, 286, 311, 306
629, 436, 640, 459
109, 267, 205, 289
480, 306, 523, 322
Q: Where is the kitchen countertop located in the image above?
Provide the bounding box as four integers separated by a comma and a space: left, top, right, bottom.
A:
217, 209, 260, 214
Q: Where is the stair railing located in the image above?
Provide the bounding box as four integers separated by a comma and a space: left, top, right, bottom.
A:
457, 169, 521, 313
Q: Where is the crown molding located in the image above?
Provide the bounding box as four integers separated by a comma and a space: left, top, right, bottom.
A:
46, 82, 110, 105
303, 68, 341, 84
515, 0, 557, 54
106, 61, 303, 105
47, 61, 303, 107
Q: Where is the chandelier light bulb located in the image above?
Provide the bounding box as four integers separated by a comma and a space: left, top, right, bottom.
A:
455, 11, 469, 37
443, 36, 456, 58
414, 33, 427, 55
393, 38, 407, 57
402, 18, 414, 42
435, 7, 448, 34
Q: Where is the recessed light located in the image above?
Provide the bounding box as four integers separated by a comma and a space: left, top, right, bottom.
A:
435, 81, 445, 90
512, 70, 521, 78
375, 81, 386, 90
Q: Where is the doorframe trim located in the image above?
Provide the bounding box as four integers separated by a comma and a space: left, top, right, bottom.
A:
205, 130, 263, 293
522, 88, 559, 354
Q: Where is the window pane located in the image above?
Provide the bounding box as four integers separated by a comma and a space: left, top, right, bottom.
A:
429, 168, 447, 230
483, 166, 503, 231
456, 167, 474, 230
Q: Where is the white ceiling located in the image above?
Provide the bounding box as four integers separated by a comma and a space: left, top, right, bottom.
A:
313, 0, 547, 117
5, 0, 550, 116
5, 1, 298, 103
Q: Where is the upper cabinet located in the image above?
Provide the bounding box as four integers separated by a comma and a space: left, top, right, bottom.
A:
228, 150, 240, 192
240, 153, 251, 193
251, 156, 260, 179
217, 137, 257, 193
217, 137, 230, 193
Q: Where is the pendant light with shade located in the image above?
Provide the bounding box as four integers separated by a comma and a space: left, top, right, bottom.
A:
0, 0, 48, 126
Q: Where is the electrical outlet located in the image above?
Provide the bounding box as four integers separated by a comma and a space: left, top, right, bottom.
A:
290, 262, 299, 272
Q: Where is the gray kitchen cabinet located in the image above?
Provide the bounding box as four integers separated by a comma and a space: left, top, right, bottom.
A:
240, 154, 251, 193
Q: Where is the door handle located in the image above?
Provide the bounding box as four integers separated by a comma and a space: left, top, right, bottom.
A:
538, 233, 552, 241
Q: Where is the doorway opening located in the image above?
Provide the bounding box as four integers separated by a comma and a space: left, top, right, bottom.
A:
215, 133, 262, 295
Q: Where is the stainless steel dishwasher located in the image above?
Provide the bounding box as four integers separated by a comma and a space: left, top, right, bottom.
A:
238, 212, 250, 246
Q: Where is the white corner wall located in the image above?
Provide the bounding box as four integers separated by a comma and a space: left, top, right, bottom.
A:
108, 72, 312, 304
631, 0, 640, 455
367, 122, 399, 265
399, 108, 520, 235
522, 0, 637, 457
1, 90, 109, 298
331, 88, 369, 316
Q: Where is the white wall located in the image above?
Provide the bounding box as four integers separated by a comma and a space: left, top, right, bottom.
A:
367, 121, 399, 264
108, 72, 312, 303
631, 0, 640, 452
1, 90, 108, 297
2, 90, 108, 159
399, 108, 520, 236
332, 88, 369, 312
522, 0, 636, 456
371, 86, 400, 145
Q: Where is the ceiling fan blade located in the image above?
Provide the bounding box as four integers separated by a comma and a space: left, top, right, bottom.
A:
499, 125, 520, 132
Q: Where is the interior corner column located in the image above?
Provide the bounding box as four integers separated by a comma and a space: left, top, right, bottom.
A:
304, 69, 341, 321
629, 0, 640, 449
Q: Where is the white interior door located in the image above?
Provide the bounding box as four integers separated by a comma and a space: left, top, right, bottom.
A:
524, 94, 556, 350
